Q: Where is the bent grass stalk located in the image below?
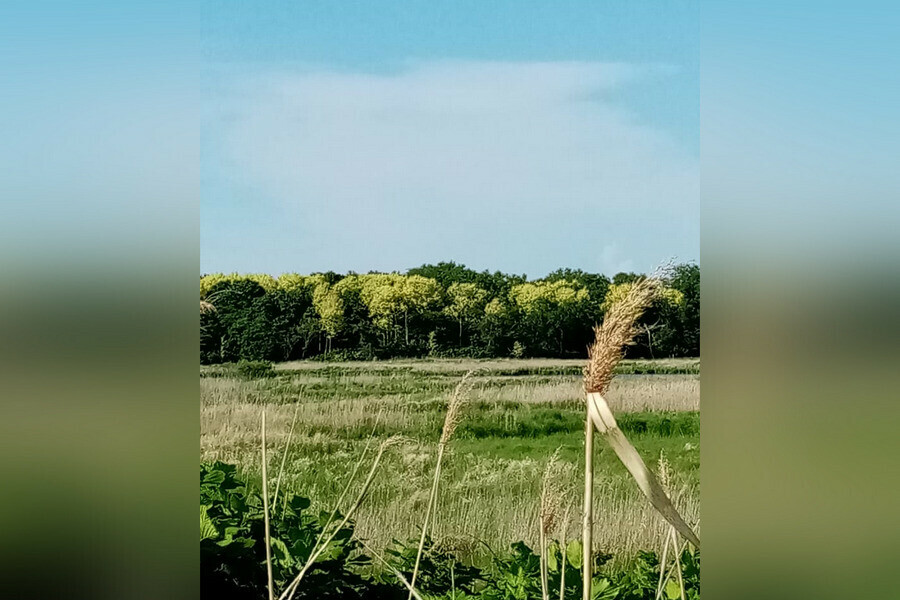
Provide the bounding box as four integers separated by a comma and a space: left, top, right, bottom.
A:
671, 527, 686, 600
654, 530, 671, 600
272, 403, 299, 510
656, 520, 698, 599
360, 539, 426, 600
303, 409, 385, 550
281, 435, 404, 600
407, 372, 475, 600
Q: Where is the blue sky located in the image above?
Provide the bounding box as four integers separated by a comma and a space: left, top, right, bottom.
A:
201, 2, 699, 278
1, 2, 697, 279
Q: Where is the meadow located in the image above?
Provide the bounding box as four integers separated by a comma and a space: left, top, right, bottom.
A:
200, 357, 699, 566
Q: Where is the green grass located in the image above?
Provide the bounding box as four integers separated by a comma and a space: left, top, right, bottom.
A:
201, 358, 699, 565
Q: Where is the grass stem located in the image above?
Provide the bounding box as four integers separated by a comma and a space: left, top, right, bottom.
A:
261, 411, 274, 600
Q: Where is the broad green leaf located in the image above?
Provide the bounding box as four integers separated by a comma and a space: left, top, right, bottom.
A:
270, 537, 292, 563
566, 540, 582, 569
202, 469, 225, 486
591, 578, 618, 600
547, 542, 558, 572
290, 496, 311, 512
200, 505, 218, 541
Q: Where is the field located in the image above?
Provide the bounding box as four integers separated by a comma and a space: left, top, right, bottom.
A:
200, 358, 699, 566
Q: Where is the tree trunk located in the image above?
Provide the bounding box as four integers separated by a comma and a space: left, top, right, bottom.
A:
404, 311, 409, 346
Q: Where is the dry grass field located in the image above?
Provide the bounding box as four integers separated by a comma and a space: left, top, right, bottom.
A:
200, 358, 699, 564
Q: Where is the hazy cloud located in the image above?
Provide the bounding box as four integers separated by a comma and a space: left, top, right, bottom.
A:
205, 61, 697, 276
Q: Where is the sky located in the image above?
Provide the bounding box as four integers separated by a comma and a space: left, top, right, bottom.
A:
200, 2, 699, 278
2, 2, 698, 280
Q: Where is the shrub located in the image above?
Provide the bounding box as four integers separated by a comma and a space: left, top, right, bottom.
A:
511, 341, 526, 359
236, 360, 275, 379
383, 536, 483, 596
200, 462, 701, 599
200, 461, 392, 599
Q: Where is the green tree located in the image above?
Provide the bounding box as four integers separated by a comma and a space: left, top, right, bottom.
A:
199, 264, 699, 362
602, 281, 685, 358
509, 280, 592, 356
358, 274, 442, 346
312, 282, 344, 353
443, 282, 489, 345
667, 263, 700, 355
545, 268, 611, 326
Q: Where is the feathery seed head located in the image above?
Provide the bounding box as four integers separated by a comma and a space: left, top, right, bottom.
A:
439, 371, 476, 446
657, 450, 672, 492
540, 449, 570, 536
584, 273, 665, 394
382, 435, 408, 449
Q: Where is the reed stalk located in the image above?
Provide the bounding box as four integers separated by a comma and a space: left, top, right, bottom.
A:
272, 403, 299, 510
581, 413, 593, 600
581, 270, 698, 597
261, 411, 274, 600
559, 503, 571, 600
539, 450, 562, 600
360, 539, 426, 600
407, 372, 475, 600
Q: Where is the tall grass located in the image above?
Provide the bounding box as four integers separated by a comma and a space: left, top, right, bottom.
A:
200, 359, 700, 564
580, 273, 700, 599
408, 372, 475, 599
539, 449, 568, 600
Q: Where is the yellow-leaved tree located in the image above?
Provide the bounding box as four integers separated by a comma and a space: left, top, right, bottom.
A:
358, 274, 442, 345
443, 282, 489, 345
508, 280, 591, 355
602, 281, 684, 358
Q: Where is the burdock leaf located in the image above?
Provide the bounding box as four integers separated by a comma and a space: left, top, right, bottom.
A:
566, 539, 583, 569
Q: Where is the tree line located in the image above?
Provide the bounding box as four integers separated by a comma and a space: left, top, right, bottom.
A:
200, 262, 699, 363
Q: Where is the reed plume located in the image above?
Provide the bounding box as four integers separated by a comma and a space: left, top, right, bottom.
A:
583, 275, 663, 395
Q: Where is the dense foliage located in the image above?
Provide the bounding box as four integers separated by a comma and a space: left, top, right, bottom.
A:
201, 462, 699, 599
201, 461, 388, 599
200, 262, 699, 364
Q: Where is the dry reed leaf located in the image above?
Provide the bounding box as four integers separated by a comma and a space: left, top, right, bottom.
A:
587, 392, 700, 548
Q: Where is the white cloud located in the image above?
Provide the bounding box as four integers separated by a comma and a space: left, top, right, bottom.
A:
598, 243, 636, 276
208, 61, 697, 275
